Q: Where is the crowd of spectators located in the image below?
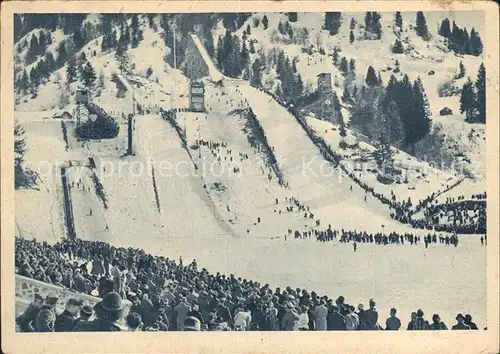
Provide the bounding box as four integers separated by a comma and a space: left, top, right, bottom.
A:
16, 237, 482, 332
256, 87, 485, 236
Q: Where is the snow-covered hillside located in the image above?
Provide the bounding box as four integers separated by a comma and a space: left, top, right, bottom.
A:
13, 12, 487, 328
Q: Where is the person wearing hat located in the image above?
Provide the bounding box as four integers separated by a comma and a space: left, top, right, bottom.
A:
429, 314, 448, 330
33, 294, 59, 332
183, 316, 201, 331
55, 298, 83, 332
174, 296, 191, 331
452, 314, 471, 330
313, 299, 328, 331
281, 301, 300, 331
16, 293, 44, 332
71, 305, 94, 330
126, 312, 143, 331
216, 297, 232, 324
327, 305, 347, 331
74, 292, 125, 331
345, 305, 360, 331
233, 305, 252, 331
187, 304, 203, 324
464, 314, 478, 330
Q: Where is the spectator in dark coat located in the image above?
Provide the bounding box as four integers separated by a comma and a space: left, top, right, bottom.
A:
55, 298, 83, 332
356, 304, 366, 330
385, 308, 401, 330
34, 295, 59, 332
452, 314, 471, 330
74, 292, 125, 332
188, 304, 203, 324
138, 294, 156, 328
464, 314, 478, 330
216, 298, 232, 323
16, 293, 44, 332
429, 314, 448, 330
363, 299, 379, 330
126, 312, 143, 331
327, 306, 347, 330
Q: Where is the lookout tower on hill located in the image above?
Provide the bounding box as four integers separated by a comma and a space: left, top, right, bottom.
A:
316, 73, 336, 121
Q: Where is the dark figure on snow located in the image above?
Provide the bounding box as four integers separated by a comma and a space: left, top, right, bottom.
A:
480, 236, 484, 245
353, 242, 357, 253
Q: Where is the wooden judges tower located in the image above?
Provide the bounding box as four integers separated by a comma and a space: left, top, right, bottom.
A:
189, 81, 205, 112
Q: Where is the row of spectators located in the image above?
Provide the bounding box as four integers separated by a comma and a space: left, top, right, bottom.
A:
16, 237, 482, 332
18, 292, 481, 332
312, 228, 459, 248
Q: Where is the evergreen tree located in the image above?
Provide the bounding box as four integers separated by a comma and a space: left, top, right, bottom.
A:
372, 12, 382, 39
56, 41, 68, 67
250, 58, 262, 88
262, 15, 269, 30
365, 66, 378, 87
131, 14, 140, 48
14, 119, 27, 188
460, 77, 476, 122
241, 41, 250, 71
292, 58, 298, 73
14, 15, 23, 42
415, 11, 429, 40
19, 70, 30, 95
66, 55, 78, 83
438, 18, 451, 38
72, 28, 85, 49
457, 61, 466, 79
246, 24, 251, 35
350, 17, 356, 30
392, 39, 404, 53
339, 57, 349, 75
26, 34, 40, 64
81, 60, 97, 88
364, 12, 373, 29
278, 21, 286, 35
332, 47, 339, 66
249, 40, 256, 54
324, 12, 342, 35
350, 86, 384, 136
395, 11, 403, 29
349, 58, 356, 73
216, 36, 224, 68
474, 63, 486, 123
377, 72, 383, 86
339, 113, 347, 138
349, 30, 355, 43
44, 51, 55, 72
29, 66, 40, 91
38, 31, 47, 49
408, 77, 431, 147
469, 28, 483, 56
341, 86, 351, 104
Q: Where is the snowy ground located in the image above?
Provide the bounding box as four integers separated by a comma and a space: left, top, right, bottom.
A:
14, 16, 487, 331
